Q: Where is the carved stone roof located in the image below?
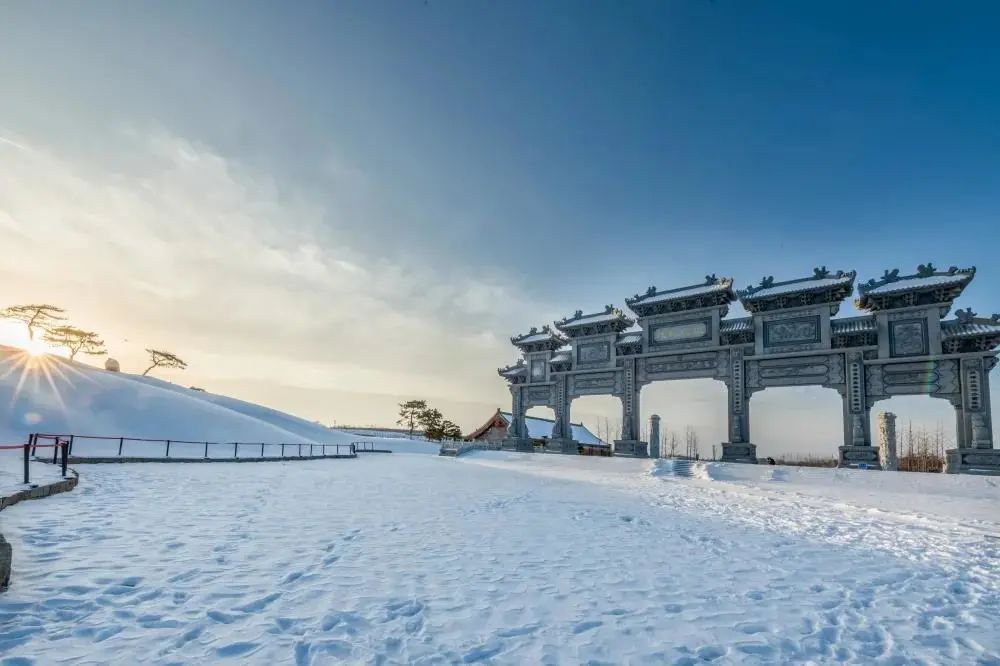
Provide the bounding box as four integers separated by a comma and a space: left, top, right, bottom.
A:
737, 268, 856, 313
831, 316, 877, 335
548, 348, 572, 364
615, 331, 643, 345
941, 312, 1000, 339
554, 305, 634, 336
626, 276, 735, 316
719, 317, 751, 333
498, 361, 527, 378
856, 265, 975, 310
510, 325, 567, 350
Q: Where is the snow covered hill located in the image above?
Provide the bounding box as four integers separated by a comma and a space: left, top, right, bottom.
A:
0, 346, 437, 453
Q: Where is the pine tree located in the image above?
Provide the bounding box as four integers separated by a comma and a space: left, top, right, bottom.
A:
441, 420, 463, 441
42, 326, 106, 360
142, 349, 187, 376
419, 408, 445, 441
1, 304, 66, 340
397, 400, 428, 438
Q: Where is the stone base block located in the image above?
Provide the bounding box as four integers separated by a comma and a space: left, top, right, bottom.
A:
545, 438, 580, 455
838, 445, 882, 469
613, 440, 648, 458
501, 438, 535, 453
721, 442, 757, 463
945, 448, 1000, 475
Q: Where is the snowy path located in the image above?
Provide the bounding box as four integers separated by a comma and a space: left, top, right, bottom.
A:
0, 454, 998, 664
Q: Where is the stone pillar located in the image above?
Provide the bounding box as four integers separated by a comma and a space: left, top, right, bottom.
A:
649, 415, 661, 458
839, 351, 880, 469
503, 386, 534, 452
547, 376, 578, 454
722, 347, 756, 463
613, 358, 648, 457
876, 412, 898, 471
947, 356, 1000, 474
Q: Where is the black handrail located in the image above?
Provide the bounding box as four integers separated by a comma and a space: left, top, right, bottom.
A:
30, 433, 355, 460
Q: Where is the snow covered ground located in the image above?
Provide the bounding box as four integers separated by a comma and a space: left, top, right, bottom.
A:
0, 346, 438, 457
1, 452, 998, 664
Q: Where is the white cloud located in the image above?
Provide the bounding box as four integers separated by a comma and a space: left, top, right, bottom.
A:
0, 128, 554, 423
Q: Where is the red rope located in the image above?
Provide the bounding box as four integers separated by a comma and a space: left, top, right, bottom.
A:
0, 443, 61, 450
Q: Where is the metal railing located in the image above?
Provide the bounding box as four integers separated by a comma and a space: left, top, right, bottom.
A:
1, 438, 69, 484
29, 433, 356, 461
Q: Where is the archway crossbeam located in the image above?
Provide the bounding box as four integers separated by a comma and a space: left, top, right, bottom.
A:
497, 265, 1000, 474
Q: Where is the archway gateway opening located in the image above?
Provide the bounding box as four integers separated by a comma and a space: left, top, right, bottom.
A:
569, 394, 622, 446
640, 379, 727, 459
750, 386, 844, 465
870, 395, 956, 472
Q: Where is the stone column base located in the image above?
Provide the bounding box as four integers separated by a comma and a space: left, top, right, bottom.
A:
613, 440, 648, 458
721, 442, 757, 463
544, 438, 580, 455
502, 438, 535, 453
838, 446, 882, 469
945, 448, 1000, 475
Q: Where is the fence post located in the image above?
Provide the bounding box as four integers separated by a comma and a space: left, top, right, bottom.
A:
234, 442, 238, 458
310, 444, 314, 457
166, 440, 171, 457
68, 434, 74, 455
52, 439, 59, 464
204, 442, 209, 458
30, 433, 36, 456
60, 440, 68, 477
118, 437, 124, 456
281, 443, 285, 458
23, 438, 30, 484
261, 442, 265, 458
298, 443, 302, 457
322, 444, 327, 456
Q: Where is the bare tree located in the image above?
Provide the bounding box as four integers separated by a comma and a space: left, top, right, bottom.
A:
666, 430, 679, 457
142, 349, 187, 376
684, 426, 700, 459
1, 304, 66, 340
43, 326, 106, 360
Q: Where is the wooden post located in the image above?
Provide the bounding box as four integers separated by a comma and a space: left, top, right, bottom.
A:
233, 442, 238, 458
165, 440, 171, 457
23, 438, 30, 485
118, 437, 124, 456
68, 434, 75, 455
204, 442, 209, 458
60, 440, 68, 477
52, 439, 59, 464
261, 442, 265, 458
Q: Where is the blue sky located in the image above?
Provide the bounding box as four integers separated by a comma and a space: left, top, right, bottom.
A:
1, 2, 998, 454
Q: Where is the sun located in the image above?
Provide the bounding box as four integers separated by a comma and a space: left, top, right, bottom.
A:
26, 337, 50, 356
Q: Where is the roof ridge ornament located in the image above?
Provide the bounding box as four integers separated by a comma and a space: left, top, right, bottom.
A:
813, 266, 829, 278
704, 274, 717, 284
956, 307, 977, 324
917, 262, 937, 277
760, 276, 775, 289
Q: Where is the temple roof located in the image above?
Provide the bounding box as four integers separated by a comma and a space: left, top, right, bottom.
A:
554, 305, 634, 336
941, 310, 1000, 340
510, 325, 567, 350
856, 265, 975, 310
615, 331, 643, 346
549, 348, 572, 364
626, 276, 735, 316
498, 360, 527, 379
719, 317, 752, 333
831, 316, 877, 335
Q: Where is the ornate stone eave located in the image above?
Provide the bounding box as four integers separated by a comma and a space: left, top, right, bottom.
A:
614, 331, 643, 356
856, 264, 976, 312
831, 315, 878, 349
738, 267, 856, 314
941, 309, 1000, 353
719, 317, 754, 346
498, 360, 527, 384
625, 275, 736, 318
548, 348, 573, 372
554, 305, 634, 338
510, 325, 567, 352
